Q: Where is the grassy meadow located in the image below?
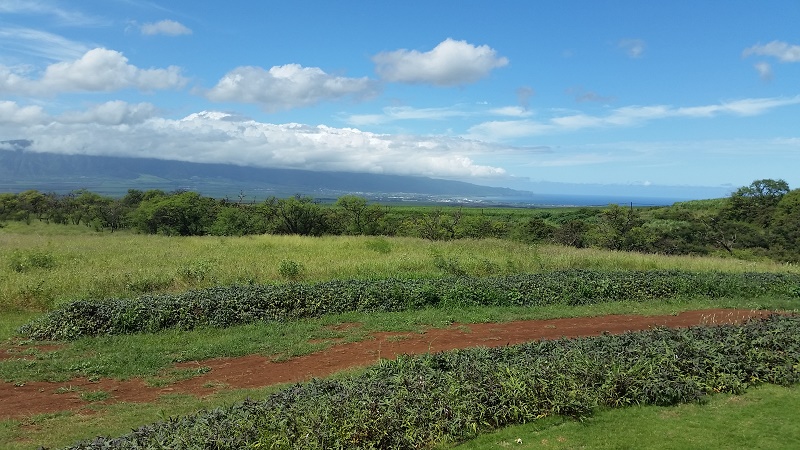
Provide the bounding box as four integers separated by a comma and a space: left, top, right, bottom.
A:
2, 220, 796, 312
1, 220, 798, 449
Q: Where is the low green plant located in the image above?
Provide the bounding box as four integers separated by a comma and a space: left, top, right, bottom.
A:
57, 314, 800, 449
278, 259, 304, 280
432, 251, 466, 276
80, 390, 110, 403
19, 270, 800, 340
365, 237, 392, 254
177, 259, 214, 282
8, 249, 57, 273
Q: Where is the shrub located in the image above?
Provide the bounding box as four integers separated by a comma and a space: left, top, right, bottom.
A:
59, 314, 800, 449
19, 270, 800, 340
8, 249, 57, 273
278, 259, 304, 280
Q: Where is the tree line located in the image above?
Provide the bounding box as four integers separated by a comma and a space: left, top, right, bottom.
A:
1, 179, 797, 262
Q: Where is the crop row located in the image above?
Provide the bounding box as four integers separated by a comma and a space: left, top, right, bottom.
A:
21, 270, 800, 340
59, 314, 800, 449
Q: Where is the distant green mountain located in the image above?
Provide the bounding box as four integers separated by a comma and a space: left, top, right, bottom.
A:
0, 146, 528, 201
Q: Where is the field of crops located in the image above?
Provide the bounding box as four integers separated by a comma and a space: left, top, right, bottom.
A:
1, 221, 799, 449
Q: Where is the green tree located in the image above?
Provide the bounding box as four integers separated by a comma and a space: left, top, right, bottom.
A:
130, 191, 218, 236
552, 219, 588, 248
588, 204, 645, 251
274, 195, 328, 236
335, 195, 385, 235
510, 216, 555, 243
724, 178, 789, 227
411, 208, 463, 240
769, 188, 800, 262
210, 205, 268, 236
16, 190, 47, 224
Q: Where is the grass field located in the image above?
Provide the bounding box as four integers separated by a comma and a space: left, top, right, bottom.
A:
455, 384, 800, 450
2, 221, 795, 312
1, 221, 798, 449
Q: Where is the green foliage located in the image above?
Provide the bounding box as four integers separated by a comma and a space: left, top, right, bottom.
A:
364, 237, 392, 254
130, 191, 218, 236
79, 390, 110, 403
769, 189, 800, 263
1, 179, 797, 263
59, 314, 800, 449
432, 251, 467, 276
335, 195, 385, 235
19, 271, 800, 340
177, 259, 215, 282
274, 195, 329, 236
8, 249, 57, 273
278, 259, 305, 280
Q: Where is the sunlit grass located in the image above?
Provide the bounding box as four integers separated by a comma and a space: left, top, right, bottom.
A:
2, 222, 796, 312
1, 222, 798, 449
454, 384, 800, 450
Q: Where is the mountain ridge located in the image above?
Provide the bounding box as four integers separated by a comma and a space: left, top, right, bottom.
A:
0, 146, 528, 200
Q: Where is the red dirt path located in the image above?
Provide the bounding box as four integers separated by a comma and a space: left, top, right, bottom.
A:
0, 309, 774, 420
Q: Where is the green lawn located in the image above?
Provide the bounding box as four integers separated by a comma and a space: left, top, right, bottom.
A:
456, 384, 800, 450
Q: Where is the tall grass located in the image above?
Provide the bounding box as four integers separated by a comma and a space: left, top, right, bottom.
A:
2, 222, 796, 311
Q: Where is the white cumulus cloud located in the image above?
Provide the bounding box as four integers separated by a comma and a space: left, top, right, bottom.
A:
0, 101, 48, 124
205, 64, 379, 112
59, 101, 159, 125
0, 48, 187, 96
1, 105, 509, 179
141, 20, 192, 36
373, 38, 508, 86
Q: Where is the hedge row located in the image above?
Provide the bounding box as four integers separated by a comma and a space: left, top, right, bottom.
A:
60, 314, 800, 449
21, 270, 800, 340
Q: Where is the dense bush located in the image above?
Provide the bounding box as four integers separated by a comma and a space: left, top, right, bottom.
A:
3, 181, 799, 261
59, 314, 800, 449
20, 271, 800, 340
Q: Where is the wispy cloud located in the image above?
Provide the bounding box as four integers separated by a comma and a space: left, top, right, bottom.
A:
0, 1, 106, 26
743, 40, 800, 62
140, 20, 192, 36
753, 62, 773, 81
566, 86, 615, 103
618, 38, 646, 58
516, 86, 535, 109
488, 106, 534, 118
345, 105, 476, 126
0, 27, 91, 61
467, 96, 800, 141
373, 38, 508, 86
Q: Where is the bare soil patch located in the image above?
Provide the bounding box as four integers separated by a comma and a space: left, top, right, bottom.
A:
0, 309, 773, 420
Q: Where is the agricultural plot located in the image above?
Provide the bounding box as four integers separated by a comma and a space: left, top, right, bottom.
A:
0, 223, 798, 449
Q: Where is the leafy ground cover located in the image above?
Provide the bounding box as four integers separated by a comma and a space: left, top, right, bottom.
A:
18, 270, 800, 340
48, 314, 800, 449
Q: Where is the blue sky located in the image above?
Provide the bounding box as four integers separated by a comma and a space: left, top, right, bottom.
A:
1, 0, 799, 197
